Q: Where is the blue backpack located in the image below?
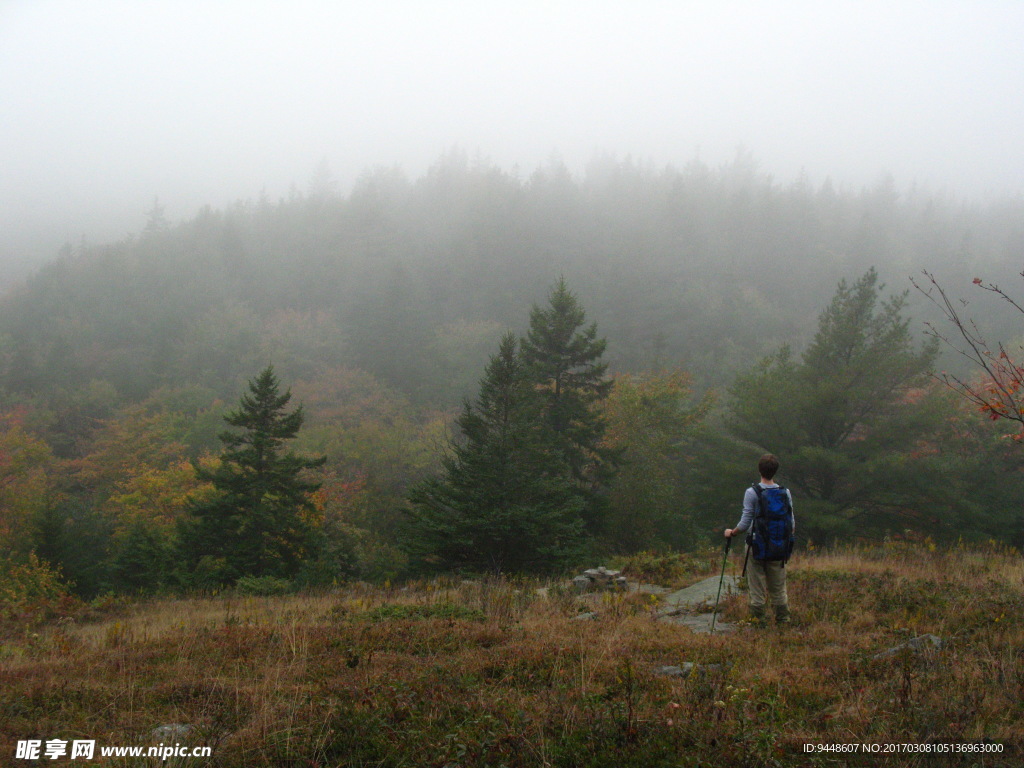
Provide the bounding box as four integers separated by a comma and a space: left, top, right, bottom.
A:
748, 484, 795, 563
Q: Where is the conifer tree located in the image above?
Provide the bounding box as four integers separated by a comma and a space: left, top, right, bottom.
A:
728, 269, 939, 539
520, 278, 617, 526
407, 333, 585, 574
180, 366, 325, 584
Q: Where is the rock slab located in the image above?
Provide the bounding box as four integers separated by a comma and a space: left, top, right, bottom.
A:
658, 574, 740, 634
663, 574, 740, 609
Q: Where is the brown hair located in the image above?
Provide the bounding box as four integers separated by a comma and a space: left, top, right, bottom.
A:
758, 453, 780, 480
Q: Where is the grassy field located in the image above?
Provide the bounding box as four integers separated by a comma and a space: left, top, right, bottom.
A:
1, 542, 1022, 767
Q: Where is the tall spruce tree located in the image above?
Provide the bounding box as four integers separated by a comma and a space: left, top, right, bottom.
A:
728, 269, 939, 540
520, 278, 617, 528
180, 366, 325, 584
407, 333, 585, 574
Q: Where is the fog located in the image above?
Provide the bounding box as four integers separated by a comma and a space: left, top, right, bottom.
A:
2, 0, 1023, 277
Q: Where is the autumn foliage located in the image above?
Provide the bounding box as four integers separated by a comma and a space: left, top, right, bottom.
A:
914, 270, 1024, 440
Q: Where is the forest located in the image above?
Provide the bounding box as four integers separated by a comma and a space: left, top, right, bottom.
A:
1, 151, 1023, 602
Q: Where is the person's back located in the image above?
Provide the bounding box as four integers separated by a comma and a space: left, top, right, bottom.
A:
724, 453, 795, 623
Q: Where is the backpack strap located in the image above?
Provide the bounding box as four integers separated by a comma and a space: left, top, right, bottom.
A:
747, 484, 763, 558
751, 483, 765, 518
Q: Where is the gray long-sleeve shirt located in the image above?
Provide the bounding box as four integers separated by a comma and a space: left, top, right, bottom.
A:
733, 482, 795, 534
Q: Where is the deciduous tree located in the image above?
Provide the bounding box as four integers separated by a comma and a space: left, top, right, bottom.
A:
913, 269, 1024, 440
601, 370, 713, 552
0, 413, 53, 558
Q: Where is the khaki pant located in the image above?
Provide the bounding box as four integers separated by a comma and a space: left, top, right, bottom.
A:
747, 559, 788, 608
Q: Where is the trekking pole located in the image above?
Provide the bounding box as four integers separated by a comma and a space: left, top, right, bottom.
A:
741, 540, 751, 579
710, 534, 733, 635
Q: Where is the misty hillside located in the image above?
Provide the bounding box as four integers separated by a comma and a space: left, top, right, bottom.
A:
2, 152, 1023, 601
3, 152, 1022, 415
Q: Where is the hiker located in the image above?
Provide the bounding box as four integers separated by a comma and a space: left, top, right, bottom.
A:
724, 453, 795, 624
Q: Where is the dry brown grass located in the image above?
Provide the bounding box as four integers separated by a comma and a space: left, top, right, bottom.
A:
1, 543, 1021, 767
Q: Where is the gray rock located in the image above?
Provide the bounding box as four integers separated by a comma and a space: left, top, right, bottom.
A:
150, 724, 193, 742
573, 566, 629, 591
663, 575, 740, 609
906, 634, 944, 652
871, 634, 945, 660
654, 661, 725, 679
654, 664, 691, 678
659, 612, 736, 634
572, 575, 593, 592
570, 612, 599, 621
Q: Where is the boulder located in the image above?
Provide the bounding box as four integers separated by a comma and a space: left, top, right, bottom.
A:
572, 575, 593, 592
573, 566, 628, 591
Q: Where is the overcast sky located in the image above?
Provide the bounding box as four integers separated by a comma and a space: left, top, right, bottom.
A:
2, 0, 1023, 273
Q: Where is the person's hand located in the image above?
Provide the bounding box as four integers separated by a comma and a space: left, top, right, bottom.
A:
724, 528, 733, 538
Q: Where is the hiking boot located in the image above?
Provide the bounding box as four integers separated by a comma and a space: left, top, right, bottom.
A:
748, 605, 766, 625
774, 604, 791, 624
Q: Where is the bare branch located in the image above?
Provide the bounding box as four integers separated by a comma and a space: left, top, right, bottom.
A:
911, 270, 1024, 438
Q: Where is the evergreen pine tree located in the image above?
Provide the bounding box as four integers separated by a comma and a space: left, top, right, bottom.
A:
109, 518, 176, 593
407, 333, 585, 574
180, 366, 325, 584
728, 269, 939, 539
520, 278, 617, 527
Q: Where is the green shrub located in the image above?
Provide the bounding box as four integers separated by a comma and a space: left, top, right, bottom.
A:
233, 575, 294, 596
0, 553, 75, 622
613, 550, 699, 586
362, 602, 485, 622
